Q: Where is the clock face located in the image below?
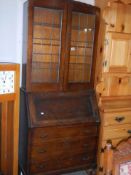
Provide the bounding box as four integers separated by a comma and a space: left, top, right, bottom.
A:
0, 71, 15, 94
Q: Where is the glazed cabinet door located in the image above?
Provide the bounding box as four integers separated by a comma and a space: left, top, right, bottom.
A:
24, 0, 100, 92
26, 0, 68, 92
64, 1, 100, 91
103, 32, 131, 73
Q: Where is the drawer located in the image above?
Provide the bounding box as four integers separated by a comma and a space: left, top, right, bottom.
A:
29, 124, 98, 144
103, 124, 131, 140
29, 136, 97, 161
102, 111, 131, 126
29, 152, 96, 174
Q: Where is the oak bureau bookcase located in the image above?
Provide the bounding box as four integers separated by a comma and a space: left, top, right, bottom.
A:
19, 0, 100, 174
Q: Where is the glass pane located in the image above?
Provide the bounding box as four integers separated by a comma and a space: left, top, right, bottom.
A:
31, 7, 63, 83
68, 12, 95, 83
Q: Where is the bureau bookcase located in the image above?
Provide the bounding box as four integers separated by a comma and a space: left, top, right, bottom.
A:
19, 0, 100, 174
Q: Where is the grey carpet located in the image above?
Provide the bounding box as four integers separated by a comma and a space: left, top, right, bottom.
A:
62, 171, 87, 175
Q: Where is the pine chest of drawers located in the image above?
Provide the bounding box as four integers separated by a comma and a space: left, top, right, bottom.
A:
97, 97, 131, 175
19, 90, 100, 175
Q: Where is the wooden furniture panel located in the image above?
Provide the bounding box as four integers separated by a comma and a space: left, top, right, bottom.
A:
29, 136, 97, 161
103, 1, 131, 33
102, 124, 131, 140
19, 89, 100, 175
103, 32, 131, 73
102, 111, 131, 126
27, 123, 98, 175
29, 152, 95, 174
0, 64, 20, 175
27, 91, 99, 127
99, 96, 131, 112
101, 74, 131, 96
29, 125, 97, 143
94, 0, 109, 88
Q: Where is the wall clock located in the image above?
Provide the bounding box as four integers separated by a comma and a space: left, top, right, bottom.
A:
0, 71, 15, 94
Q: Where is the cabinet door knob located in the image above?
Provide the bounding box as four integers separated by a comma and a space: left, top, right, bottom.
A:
103, 60, 107, 67
84, 130, 91, 135
82, 156, 89, 161
115, 116, 125, 122
99, 167, 103, 172
63, 139, 70, 146
37, 165, 45, 169
127, 130, 131, 134
83, 143, 88, 147
104, 39, 109, 46
40, 134, 48, 139
121, 24, 125, 32
37, 149, 46, 154
110, 24, 115, 28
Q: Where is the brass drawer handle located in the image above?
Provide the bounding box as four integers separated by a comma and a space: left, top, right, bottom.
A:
37, 149, 46, 154
40, 134, 48, 139
115, 116, 125, 122
83, 144, 89, 147
84, 130, 90, 134
37, 165, 45, 169
63, 140, 70, 146
127, 130, 131, 134
82, 156, 89, 161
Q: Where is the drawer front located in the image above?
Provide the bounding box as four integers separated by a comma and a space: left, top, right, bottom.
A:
103, 124, 131, 140
29, 124, 98, 144
29, 152, 96, 174
29, 136, 97, 161
102, 111, 131, 126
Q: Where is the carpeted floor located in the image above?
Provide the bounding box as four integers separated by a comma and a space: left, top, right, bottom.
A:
62, 171, 87, 175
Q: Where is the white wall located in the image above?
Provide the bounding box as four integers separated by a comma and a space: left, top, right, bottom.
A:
0, 0, 94, 64
0, 0, 18, 63
75, 0, 94, 5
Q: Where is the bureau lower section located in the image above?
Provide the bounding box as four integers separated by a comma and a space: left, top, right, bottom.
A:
27, 124, 98, 175
19, 90, 100, 175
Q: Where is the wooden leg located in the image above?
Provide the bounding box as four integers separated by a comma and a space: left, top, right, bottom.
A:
1, 102, 8, 175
